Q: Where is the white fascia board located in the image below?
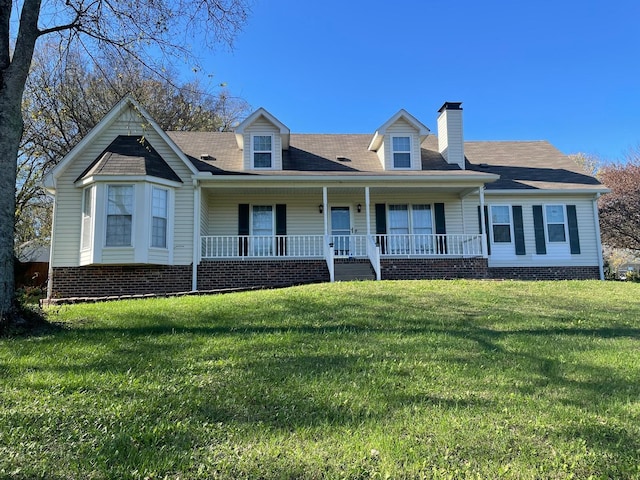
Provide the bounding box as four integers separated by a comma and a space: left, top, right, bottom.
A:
197, 172, 499, 186
44, 95, 199, 187
368, 132, 383, 152
75, 175, 183, 189
44, 95, 132, 188
235, 107, 291, 149
368, 109, 430, 152
483, 188, 610, 196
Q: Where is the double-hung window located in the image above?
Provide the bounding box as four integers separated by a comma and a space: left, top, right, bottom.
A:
392, 136, 411, 168
81, 187, 94, 250
491, 205, 512, 243
253, 135, 273, 168
106, 185, 134, 247
388, 204, 432, 254
252, 205, 274, 255
411, 205, 433, 253
546, 205, 567, 242
151, 187, 168, 248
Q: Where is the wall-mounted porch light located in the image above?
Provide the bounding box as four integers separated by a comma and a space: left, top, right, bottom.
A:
357, 203, 362, 213
319, 204, 324, 214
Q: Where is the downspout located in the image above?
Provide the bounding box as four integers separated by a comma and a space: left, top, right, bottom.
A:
479, 187, 488, 258
46, 190, 58, 300
192, 179, 201, 291
592, 193, 605, 280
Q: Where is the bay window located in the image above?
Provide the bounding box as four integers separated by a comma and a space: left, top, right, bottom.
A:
106, 185, 134, 246
151, 187, 168, 248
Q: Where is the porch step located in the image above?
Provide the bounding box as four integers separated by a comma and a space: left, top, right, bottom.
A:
334, 261, 376, 281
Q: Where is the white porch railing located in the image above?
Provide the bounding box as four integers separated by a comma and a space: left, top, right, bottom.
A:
324, 235, 335, 282
330, 235, 368, 258
201, 234, 483, 259
376, 234, 483, 257
367, 235, 382, 280
201, 235, 325, 258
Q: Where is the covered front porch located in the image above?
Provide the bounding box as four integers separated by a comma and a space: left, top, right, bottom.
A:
195, 178, 493, 283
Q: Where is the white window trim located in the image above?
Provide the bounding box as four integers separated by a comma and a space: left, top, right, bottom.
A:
251, 133, 275, 170
150, 186, 170, 250
544, 204, 569, 244
387, 204, 433, 234
489, 204, 514, 245
250, 204, 275, 235
391, 135, 412, 170
80, 186, 95, 252
104, 184, 135, 248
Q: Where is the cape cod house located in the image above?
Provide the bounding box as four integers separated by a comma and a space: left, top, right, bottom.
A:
43, 96, 607, 299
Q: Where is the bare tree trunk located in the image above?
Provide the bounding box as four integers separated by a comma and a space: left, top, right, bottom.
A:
0, 93, 21, 322
0, 0, 42, 323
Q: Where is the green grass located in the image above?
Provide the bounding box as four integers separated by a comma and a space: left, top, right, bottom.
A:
1, 280, 640, 479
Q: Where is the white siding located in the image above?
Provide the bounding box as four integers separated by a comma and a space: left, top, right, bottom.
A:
437, 109, 464, 168
205, 190, 464, 237
463, 193, 600, 267
243, 118, 282, 170
51, 104, 194, 267
384, 118, 421, 171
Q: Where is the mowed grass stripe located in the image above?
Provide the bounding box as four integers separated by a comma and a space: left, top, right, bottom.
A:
1, 280, 639, 479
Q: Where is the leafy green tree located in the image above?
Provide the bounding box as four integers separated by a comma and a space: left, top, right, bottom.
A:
1, 0, 250, 323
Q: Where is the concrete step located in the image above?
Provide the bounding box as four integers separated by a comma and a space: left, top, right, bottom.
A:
334, 262, 376, 281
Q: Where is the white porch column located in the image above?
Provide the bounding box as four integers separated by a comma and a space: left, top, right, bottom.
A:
479, 186, 488, 258
365, 186, 371, 236
323, 186, 328, 236
192, 181, 201, 291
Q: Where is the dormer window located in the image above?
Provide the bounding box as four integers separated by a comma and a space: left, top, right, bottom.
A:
392, 136, 411, 168
252, 135, 273, 168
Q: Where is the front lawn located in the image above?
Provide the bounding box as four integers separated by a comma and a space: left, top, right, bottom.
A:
1, 280, 639, 479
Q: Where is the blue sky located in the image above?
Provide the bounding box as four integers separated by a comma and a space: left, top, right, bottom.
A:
197, 0, 638, 160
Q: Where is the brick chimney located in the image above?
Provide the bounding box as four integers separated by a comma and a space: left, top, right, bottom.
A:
437, 102, 465, 169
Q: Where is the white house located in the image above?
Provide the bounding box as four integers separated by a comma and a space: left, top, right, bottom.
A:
43, 96, 607, 299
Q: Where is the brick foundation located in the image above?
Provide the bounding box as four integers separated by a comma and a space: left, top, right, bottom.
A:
50, 265, 192, 298
197, 259, 330, 290
488, 266, 600, 280
381, 258, 489, 280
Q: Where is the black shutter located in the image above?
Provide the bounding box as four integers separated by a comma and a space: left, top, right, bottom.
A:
434, 203, 446, 234
533, 205, 547, 255
276, 204, 287, 256
434, 203, 447, 254
477, 205, 491, 256
238, 204, 250, 256
375, 204, 386, 234
512, 205, 526, 255
375, 204, 386, 254
567, 205, 581, 254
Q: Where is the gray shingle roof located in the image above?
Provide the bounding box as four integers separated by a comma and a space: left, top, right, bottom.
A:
164, 132, 603, 190
77, 136, 182, 183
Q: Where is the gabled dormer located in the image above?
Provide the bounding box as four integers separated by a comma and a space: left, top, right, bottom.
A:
368, 109, 430, 171
235, 108, 290, 171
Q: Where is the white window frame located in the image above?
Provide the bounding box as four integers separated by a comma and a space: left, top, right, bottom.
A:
105, 184, 135, 248
544, 204, 568, 244
251, 134, 274, 169
387, 204, 433, 254
81, 186, 94, 251
391, 135, 412, 169
489, 205, 514, 245
251, 204, 275, 255
150, 186, 169, 249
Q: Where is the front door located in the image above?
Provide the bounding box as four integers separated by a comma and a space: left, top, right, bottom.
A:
331, 206, 351, 256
